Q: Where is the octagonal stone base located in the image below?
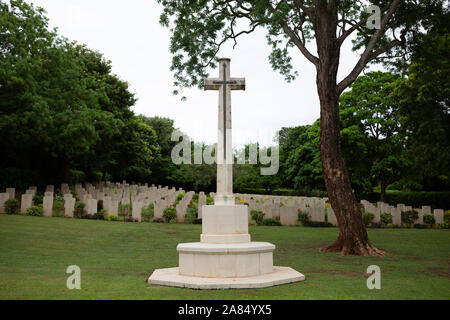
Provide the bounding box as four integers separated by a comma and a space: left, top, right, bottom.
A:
148, 266, 305, 289
178, 242, 274, 278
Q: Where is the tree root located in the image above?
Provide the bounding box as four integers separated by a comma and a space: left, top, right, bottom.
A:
320, 240, 386, 257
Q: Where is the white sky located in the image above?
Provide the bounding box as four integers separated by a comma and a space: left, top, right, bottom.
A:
28, 0, 376, 147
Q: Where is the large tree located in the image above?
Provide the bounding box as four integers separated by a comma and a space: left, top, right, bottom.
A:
340, 71, 409, 201
158, 0, 446, 255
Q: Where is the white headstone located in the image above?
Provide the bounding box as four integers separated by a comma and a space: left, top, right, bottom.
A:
0, 193, 10, 214
132, 201, 143, 222
21, 194, 33, 213
64, 197, 75, 218
6, 188, 15, 200
87, 199, 97, 215
43, 195, 53, 217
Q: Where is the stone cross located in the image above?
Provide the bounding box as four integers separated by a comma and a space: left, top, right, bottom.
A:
204, 58, 245, 205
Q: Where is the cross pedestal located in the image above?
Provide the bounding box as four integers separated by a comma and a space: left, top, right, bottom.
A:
148, 58, 305, 289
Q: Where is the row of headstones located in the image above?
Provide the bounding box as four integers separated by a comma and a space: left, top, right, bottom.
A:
234, 193, 335, 226
2, 186, 445, 226
74, 182, 194, 222
235, 194, 446, 226
361, 200, 444, 225
0, 183, 191, 221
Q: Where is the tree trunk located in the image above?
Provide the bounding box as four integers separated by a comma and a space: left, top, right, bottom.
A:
380, 177, 386, 203
314, 3, 385, 256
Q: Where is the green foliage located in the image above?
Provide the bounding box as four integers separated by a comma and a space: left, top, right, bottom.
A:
141, 204, 154, 222
0, 1, 159, 186
401, 210, 419, 226
444, 210, 450, 224
362, 210, 375, 227
174, 193, 185, 205
250, 210, 265, 226
74, 202, 86, 218
163, 206, 177, 223
184, 203, 198, 224
69, 170, 86, 185
52, 199, 64, 217
423, 214, 436, 226
360, 191, 450, 210
25, 206, 43, 217
393, 17, 450, 191
380, 213, 393, 225
107, 214, 120, 222
4, 199, 19, 215
206, 195, 214, 205
33, 194, 44, 205
340, 72, 410, 196
261, 218, 281, 226
119, 203, 131, 217
298, 211, 311, 226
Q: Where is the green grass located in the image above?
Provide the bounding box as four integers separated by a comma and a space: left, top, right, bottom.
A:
0, 214, 449, 300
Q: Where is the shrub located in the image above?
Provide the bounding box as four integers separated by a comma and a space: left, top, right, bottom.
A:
304, 221, 334, 228
444, 210, 450, 224
93, 211, 105, 220
193, 218, 202, 224
68, 169, 86, 185
261, 218, 281, 226
250, 210, 265, 225
142, 203, 154, 222
184, 204, 198, 224
26, 206, 43, 217
33, 194, 44, 205
438, 222, 449, 229
107, 214, 120, 222
414, 223, 427, 229
206, 195, 214, 205
4, 198, 19, 215
423, 214, 435, 226
174, 193, 185, 205
74, 202, 86, 218
192, 194, 199, 201
52, 199, 64, 217
152, 217, 164, 223
362, 210, 374, 227
380, 212, 393, 224
401, 210, 419, 226
298, 210, 311, 225
119, 203, 131, 217
163, 206, 177, 223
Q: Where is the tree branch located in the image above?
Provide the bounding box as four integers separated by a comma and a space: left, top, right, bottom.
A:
280, 21, 319, 67
337, 0, 401, 95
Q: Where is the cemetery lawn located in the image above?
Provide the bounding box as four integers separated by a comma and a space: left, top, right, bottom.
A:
0, 214, 449, 300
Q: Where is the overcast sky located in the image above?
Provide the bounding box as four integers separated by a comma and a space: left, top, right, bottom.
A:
28, 0, 377, 147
